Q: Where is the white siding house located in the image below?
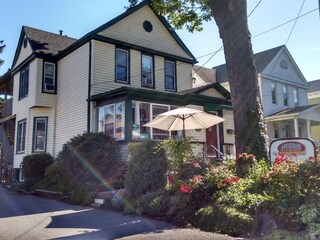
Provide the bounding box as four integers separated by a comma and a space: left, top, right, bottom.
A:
7, 2, 232, 180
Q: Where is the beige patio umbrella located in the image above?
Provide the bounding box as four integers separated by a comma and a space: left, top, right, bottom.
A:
143, 107, 225, 138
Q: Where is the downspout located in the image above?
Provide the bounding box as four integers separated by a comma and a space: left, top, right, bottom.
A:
87, 41, 92, 132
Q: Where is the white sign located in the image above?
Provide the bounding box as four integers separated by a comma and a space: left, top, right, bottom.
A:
270, 138, 316, 162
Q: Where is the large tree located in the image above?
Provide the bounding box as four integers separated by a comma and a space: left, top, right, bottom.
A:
0, 40, 5, 67
129, 0, 269, 160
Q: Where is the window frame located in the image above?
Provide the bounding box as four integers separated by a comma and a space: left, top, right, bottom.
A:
271, 82, 277, 104
141, 54, 154, 88
32, 117, 48, 153
293, 88, 299, 106
115, 48, 130, 84
42, 62, 56, 94
16, 119, 27, 154
283, 85, 288, 106
164, 59, 176, 92
19, 66, 29, 100
98, 102, 125, 140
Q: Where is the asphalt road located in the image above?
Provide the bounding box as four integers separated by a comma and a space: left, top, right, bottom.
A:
0, 186, 241, 240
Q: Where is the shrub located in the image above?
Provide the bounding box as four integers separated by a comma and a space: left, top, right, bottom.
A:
43, 159, 71, 193
67, 182, 97, 206
137, 188, 170, 217
57, 132, 122, 184
193, 205, 255, 237
125, 141, 168, 200
297, 203, 320, 240
22, 153, 54, 190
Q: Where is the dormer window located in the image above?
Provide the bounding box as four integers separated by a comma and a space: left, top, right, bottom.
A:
43, 62, 56, 93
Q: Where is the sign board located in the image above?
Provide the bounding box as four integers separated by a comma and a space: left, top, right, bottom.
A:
270, 138, 316, 162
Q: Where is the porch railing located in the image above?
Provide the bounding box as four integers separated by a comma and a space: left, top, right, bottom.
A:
2, 98, 13, 118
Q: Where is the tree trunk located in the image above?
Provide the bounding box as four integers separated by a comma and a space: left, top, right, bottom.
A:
210, 0, 269, 160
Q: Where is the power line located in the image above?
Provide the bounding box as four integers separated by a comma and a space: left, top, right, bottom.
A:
285, 0, 305, 45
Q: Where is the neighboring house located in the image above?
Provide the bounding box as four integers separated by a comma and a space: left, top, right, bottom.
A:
192, 66, 235, 159
213, 45, 320, 143
0, 2, 232, 181
308, 79, 320, 146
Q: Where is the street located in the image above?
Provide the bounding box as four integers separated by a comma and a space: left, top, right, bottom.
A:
0, 186, 240, 240
0, 186, 173, 239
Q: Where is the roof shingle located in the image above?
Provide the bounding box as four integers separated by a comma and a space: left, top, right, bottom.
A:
24, 26, 77, 56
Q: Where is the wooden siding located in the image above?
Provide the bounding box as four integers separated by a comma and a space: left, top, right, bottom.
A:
54, 43, 89, 156
223, 110, 235, 145
12, 59, 38, 115
91, 40, 193, 95
199, 88, 225, 99
13, 37, 33, 69
13, 107, 54, 168
262, 50, 308, 88
35, 59, 57, 107
98, 5, 192, 60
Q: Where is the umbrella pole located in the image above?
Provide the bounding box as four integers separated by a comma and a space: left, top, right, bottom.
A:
182, 117, 186, 139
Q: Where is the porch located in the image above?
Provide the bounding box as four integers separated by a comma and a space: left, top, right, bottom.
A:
266, 104, 320, 146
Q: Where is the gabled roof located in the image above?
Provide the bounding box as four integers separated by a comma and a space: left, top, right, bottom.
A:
12, 26, 77, 68
59, 1, 196, 63
193, 65, 216, 84
214, 45, 284, 83
178, 83, 231, 100
308, 79, 320, 93
12, 1, 196, 70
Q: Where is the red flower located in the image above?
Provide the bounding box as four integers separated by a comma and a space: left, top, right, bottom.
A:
180, 184, 193, 193
192, 175, 202, 185
223, 177, 240, 184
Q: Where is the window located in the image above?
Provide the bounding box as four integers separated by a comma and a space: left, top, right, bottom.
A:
141, 54, 154, 87
165, 60, 176, 91
17, 119, 26, 153
274, 123, 279, 138
116, 48, 129, 83
293, 88, 299, 106
43, 62, 56, 93
283, 85, 288, 106
33, 117, 47, 152
19, 66, 29, 100
271, 82, 276, 104
132, 101, 175, 140
98, 102, 125, 140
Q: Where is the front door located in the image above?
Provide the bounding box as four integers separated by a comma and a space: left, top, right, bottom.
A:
206, 113, 218, 156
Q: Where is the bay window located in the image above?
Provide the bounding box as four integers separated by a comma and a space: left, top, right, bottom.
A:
98, 102, 125, 140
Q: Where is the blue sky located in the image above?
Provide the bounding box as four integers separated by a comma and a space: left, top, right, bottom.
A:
0, 0, 319, 81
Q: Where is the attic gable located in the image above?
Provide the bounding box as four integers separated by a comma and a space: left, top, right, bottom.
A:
96, 4, 196, 62
261, 46, 308, 88
12, 26, 77, 70
215, 45, 308, 88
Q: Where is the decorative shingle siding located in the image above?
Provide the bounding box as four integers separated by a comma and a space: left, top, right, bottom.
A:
98, 5, 192, 60
54, 43, 89, 156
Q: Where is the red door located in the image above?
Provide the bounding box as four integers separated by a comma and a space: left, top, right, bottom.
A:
206, 113, 218, 156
